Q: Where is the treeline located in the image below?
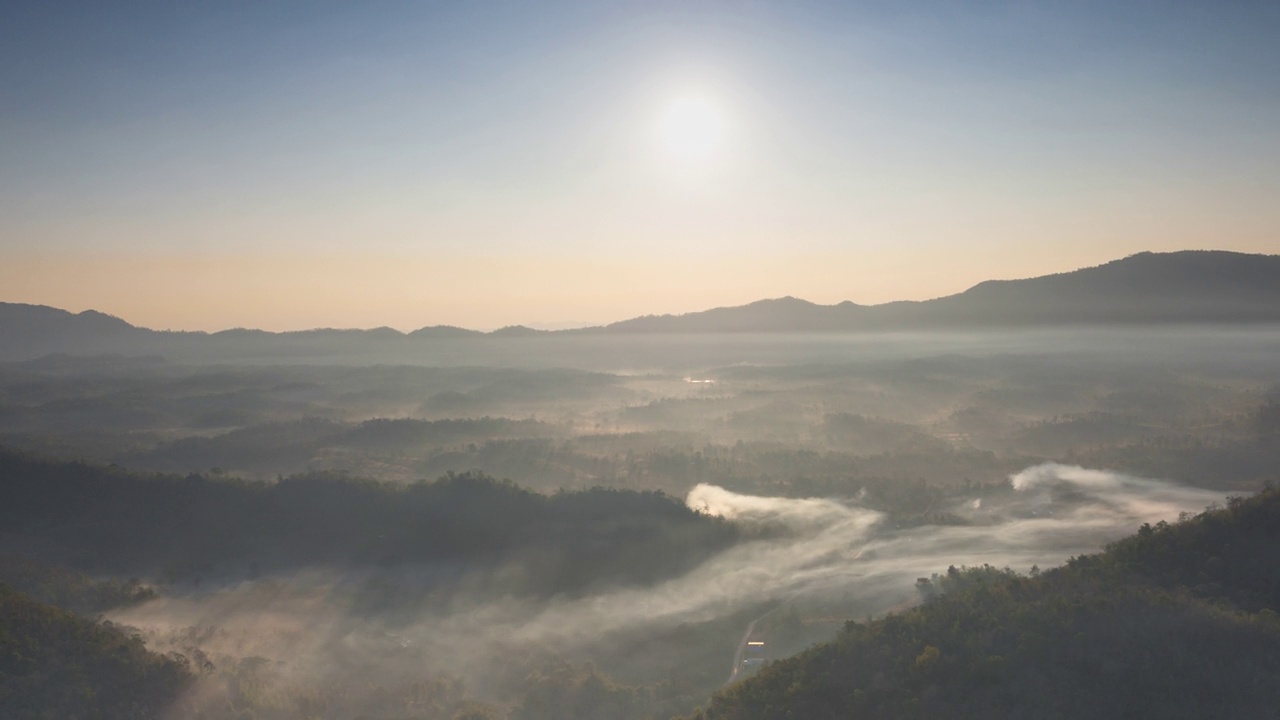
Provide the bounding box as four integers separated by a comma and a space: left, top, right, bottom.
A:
0, 583, 191, 719
123, 415, 558, 475
412, 437, 1020, 505
0, 448, 737, 596
1068, 432, 1280, 489
685, 486, 1280, 719
0, 554, 155, 616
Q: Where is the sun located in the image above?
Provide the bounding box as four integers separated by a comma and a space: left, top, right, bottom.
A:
659, 95, 724, 162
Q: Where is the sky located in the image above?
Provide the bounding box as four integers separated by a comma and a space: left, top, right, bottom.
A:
2, 1, 1279, 331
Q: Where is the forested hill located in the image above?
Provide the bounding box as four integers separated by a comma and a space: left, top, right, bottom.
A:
0, 583, 192, 720
3, 251, 1279, 359
686, 487, 1280, 720
0, 449, 737, 596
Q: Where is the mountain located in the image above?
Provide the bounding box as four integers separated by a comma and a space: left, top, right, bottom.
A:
597, 296, 865, 333
684, 487, 1280, 720
2, 251, 1277, 360
601, 250, 1280, 333
0, 304, 147, 357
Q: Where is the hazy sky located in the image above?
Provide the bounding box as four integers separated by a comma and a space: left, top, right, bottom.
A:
3, 1, 1279, 331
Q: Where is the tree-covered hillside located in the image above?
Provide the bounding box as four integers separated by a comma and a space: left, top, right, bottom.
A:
0, 448, 738, 597
0, 583, 191, 720
0, 554, 155, 617
687, 486, 1280, 720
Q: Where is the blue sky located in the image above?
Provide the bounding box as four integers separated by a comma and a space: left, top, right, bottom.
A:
3, 1, 1278, 330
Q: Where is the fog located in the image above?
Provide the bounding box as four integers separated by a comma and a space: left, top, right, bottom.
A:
102, 463, 1223, 718
3, 327, 1276, 495
2, 320, 1276, 718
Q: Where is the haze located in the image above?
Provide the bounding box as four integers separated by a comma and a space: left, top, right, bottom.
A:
5, 327, 1276, 718
4, 3, 1280, 720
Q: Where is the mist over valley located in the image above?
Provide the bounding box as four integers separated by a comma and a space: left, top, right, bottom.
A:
5, 1, 1280, 714
2, 255, 1278, 717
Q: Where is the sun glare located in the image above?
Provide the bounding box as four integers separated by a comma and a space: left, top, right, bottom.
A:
659, 95, 724, 162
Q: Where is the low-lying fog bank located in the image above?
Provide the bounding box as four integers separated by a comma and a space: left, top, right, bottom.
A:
106, 463, 1224, 719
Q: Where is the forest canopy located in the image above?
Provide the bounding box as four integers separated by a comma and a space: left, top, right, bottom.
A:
686, 486, 1280, 720
0, 449, 738, 597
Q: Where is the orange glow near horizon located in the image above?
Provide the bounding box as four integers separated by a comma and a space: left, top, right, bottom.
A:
4, 238, 1273, 333
5, 5, 1280, 332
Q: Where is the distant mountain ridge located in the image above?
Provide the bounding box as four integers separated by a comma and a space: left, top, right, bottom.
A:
596, 250, 1280, 333
2, 250, 1278, 360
